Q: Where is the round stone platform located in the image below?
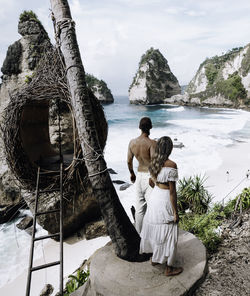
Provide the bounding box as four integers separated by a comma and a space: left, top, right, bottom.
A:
76, 229, 207, 296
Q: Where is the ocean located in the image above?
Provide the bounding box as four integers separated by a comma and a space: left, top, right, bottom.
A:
1, 96, 250, 288
104, 96, 250, 181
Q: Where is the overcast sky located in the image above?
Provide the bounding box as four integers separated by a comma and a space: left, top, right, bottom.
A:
1, 0, 250, 95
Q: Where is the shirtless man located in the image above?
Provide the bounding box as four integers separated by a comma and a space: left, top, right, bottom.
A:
127, 117, 156, 233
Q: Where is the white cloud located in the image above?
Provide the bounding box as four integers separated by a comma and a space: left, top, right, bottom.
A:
1, 0, 250, 95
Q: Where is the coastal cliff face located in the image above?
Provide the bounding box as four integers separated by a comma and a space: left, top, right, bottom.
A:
129, 47, 181, 104
167, 45, 250, 108
85, 74, 114, 103
0, 11, 51, 207
0, 12, 108, 235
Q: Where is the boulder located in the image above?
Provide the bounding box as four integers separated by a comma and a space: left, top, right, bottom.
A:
84, 219, 108, 240
0, 203, 21, 224
39, 284, 54, 296
16, 216, 33, 230
112, 180, 126, 184
119, 183, 131, 191
129, 47, 181, 104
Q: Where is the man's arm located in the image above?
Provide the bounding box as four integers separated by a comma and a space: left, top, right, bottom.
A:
150, 139, 157, 159
127, 141, 136, 183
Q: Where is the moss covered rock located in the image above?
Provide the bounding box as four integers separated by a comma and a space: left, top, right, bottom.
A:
129, 47, 181, 105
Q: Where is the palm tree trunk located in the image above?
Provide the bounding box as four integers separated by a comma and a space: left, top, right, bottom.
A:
50, 0, 141, 261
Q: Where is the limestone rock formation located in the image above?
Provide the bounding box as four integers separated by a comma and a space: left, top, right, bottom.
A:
167, 45, 250, 109
86, 74, 114, 103
129, 47, 181, 104
0, 11, 108, 238
0, 11, 51, 209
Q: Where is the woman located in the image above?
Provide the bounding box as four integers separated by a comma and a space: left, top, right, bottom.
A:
140, 136, 183, 276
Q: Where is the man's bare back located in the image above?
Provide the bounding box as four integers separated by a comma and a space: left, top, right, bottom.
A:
127, 133, 156, 182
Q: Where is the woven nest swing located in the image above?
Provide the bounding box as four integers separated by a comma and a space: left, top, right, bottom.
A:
3, 47, 108, 194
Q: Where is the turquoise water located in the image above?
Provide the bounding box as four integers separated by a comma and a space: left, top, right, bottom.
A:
103, 96, 250, 181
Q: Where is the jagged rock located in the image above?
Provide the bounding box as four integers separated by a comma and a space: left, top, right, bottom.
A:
25, 225, 36, 236
129, 47, 181, 104
16, 216, 33, 230
0, 203, 21, 224
108, 168, 117, 174
86, 73, 114, 103
112, 180, 126, 184
39, 284, 54, 296
183, 45, 250, 109
85, 219, 107, 240
0, 11, 51, 212
119, 183, 131, 191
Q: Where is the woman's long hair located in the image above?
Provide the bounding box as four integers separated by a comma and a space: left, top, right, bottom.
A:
149, 136, 173, 179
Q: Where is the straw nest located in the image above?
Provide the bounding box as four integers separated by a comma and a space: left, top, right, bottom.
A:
2, 47, 108, 193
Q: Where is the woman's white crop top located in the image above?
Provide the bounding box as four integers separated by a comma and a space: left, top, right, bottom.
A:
156, 167, 178, 183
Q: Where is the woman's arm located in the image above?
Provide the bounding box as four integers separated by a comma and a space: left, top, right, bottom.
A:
169, 181, 179, 223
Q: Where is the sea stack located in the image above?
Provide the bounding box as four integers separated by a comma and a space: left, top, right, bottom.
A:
86, 74, 114, 103
129, 47, 181, 104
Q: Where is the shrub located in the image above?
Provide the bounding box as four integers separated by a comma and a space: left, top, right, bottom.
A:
64, 269, 89, 296
19, 10, 39, 23
215, 72, 247, 102
179, 210, 223, 253
205, 63, 218, 85
177, 175, 212, 214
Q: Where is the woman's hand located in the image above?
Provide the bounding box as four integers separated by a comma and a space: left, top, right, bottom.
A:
149, 178, 155, 188
174, 212, 179, 223
130, 172, 136, 183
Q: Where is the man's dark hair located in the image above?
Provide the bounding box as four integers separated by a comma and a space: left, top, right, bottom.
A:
139, 117, 152, 135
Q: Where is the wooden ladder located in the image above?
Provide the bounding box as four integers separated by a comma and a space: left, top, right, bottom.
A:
25, 163, 64, 296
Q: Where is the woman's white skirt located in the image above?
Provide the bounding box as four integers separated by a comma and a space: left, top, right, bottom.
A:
139, 186, 178, 265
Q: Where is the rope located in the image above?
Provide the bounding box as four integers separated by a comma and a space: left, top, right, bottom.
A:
88, 168, 108, 178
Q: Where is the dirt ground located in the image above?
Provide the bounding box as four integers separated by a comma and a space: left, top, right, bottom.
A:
195, 210, 250, 296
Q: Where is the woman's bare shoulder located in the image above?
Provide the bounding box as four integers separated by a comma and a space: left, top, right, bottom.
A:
163, 159, 177, 169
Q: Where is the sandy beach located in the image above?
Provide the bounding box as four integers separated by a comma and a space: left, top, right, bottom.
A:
1, 141, 249, 295
205, 142, 250, 205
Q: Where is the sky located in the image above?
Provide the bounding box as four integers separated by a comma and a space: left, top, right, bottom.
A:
1, 0, 250, 95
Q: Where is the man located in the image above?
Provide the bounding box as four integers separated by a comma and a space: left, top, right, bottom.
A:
127, 117, 156, 233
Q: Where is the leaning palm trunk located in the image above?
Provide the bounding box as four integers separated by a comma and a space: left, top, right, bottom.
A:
50, 0, 141, 260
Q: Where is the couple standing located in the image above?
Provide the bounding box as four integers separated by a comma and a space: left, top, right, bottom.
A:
127, 117, 183, 276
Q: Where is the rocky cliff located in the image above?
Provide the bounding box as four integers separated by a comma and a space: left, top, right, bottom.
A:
85, 74, 114, 103
167, 45, 250, 108
0, 11, 51, 208
129, 47, 181, 104
0, 11, 108, 236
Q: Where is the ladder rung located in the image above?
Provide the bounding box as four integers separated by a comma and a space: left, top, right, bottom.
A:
33, 233, 60, 241
39, 171, 60, 175
31, 261, 60, 272
36, 209, 60, 216
38, 188, 60, 193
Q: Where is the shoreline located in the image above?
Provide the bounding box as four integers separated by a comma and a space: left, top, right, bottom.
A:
205, 141, 250, 204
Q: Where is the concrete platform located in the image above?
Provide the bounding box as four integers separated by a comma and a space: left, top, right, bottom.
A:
75, 229, 207, 296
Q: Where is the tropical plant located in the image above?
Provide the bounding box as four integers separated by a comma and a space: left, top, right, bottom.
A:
224, 187, 250, 215
64, 269, 90, 296
177, 175, 212, 214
